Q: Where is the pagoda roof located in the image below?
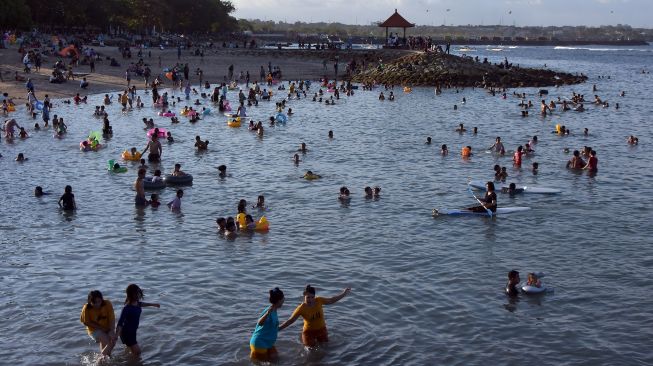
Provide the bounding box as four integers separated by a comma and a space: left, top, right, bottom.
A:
379, 9, 415, 28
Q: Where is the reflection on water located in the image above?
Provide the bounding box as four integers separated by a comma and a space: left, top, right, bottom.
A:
1, 45, 653, 365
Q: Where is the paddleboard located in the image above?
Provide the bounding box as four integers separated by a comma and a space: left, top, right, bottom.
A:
468, 181, 561, 194
432, 207, 531, 217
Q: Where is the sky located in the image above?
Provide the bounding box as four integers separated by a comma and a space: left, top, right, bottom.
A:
231, 0, 652, 28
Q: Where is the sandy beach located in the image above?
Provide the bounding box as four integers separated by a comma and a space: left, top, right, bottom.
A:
0, 45, 411, 102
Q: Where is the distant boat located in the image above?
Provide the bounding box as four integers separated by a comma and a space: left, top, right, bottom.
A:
457, 46, 476, 52
488, 47, 505, 52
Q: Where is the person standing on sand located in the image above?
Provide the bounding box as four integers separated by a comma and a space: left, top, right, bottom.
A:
260, 66, 265, 82
177, 45, 181, 60
183, 63, 189, 80
228, 64, 234, 81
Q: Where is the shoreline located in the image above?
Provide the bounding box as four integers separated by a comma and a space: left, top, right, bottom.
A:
1, 46, 412, 103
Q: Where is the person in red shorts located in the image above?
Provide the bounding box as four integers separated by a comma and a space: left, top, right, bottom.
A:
583, 150, 598, 173
278, 285, 351, 347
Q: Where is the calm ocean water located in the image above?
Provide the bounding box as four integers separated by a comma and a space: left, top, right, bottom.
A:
1, 45, 652, 366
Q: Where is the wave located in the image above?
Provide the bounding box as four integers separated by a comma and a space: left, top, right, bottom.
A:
554, 46, 651, 52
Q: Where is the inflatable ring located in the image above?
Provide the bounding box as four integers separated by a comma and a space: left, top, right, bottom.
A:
303, 174, 321, 180
275, 113, 288, 123
180, 109, 189, 116
255, 216, 269, 231
202, 108, 211, 115
227, 119, 241, 128
522, 285, 547, 294
122, 150, 142, 161
163, 174, 193, 186
147, 128, 168, 138
143, 177, 166, 190
159, 112, 175, 117
236, 213, 247, 230
35, 101, 44, 110
7, 105, 16, 112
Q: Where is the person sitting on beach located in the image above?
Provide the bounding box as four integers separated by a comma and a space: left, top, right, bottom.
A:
506, 270, 520, 296
195, 136, 209, 150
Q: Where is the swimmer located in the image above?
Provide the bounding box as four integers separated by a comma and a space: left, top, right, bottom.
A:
378, 92, 385, 101
149, 194, 160, 208
493, 164, 501, 179
627, 136, 639, 145
532, 162, 539, 175
167, 132, 174, 143
388, 91, 395, 101
216, 217, 226, 233
167, 189, 183, 210
501, 183, 523, 195
225, 217, 238, 238
364, 186, 373, 198
583, 150, 598, 173
253, 195, 266, 209
58, 185, 76, 211
527, 273, 542, 288
134, 169, 147, 207
278, 285, 351, 347
566, 150, 585, 170
293, 154, 300, 165
473, 127, 477, 134
15, 153, 27, 161
425, 136, 432, 145
441, 144, 448, 156
506, 270, 520, 296
138, 159, 148, 170
195, 136, 209, 150
373, 186, 381, 198
338, 186, 351, 201
250, 288, 285, 363
34, 186, 47, 197
19, 127, 29, 138
298, 142, 308, 153
303, 171, 321, 180
328, 130, 333, 139
513, 146, 523, 167
112, 284, 160, 357
172, 163, 186, 177
455, 123, 466, 133
217, 164, 227, 178
461, 146, 473, 158
498, 167, 508, 181
488, 137, 505, 155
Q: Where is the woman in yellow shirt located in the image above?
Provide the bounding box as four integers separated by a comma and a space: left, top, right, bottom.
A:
80, 290, 116, 357
278, 285, 351, 347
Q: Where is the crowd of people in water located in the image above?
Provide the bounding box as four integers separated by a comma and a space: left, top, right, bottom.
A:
0, 41, 638, 362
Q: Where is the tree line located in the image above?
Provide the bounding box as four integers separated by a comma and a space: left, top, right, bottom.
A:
0, 0, 238, 34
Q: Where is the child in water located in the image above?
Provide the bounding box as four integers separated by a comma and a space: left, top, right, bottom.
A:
441, 144, 448, 156
250, 288, 285, 363
149, 194, 160, 208
527, 273, 542, 288
506, 270, 520, 296
167, 189, 183, 210
58, 185, 76, 210
113, 284, 160, 356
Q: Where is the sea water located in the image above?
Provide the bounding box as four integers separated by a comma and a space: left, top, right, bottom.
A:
1, 45, 652, 365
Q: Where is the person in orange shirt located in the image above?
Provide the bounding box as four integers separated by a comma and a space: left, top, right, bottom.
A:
278, 285, 351, 347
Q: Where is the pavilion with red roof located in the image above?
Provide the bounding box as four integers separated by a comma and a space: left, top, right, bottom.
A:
379, 9, 415, 47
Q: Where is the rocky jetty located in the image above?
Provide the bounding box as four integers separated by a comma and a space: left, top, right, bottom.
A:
352, 52, 587, 87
